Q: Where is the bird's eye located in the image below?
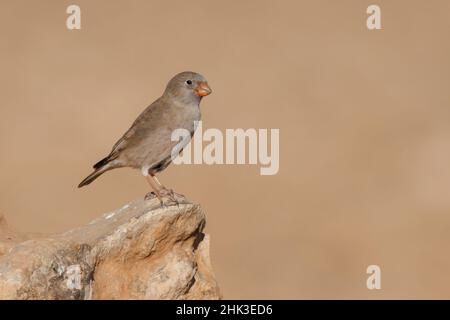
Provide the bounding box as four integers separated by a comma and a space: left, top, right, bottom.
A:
186, 80, 192, 85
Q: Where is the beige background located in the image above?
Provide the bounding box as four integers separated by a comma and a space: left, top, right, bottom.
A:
1, 0, 450, 299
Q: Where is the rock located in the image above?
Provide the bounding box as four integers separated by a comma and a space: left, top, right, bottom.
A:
0, 214, 29, 257
0, 199, 221, 300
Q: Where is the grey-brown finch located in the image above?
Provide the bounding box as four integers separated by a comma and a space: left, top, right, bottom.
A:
78, 71, 212, 204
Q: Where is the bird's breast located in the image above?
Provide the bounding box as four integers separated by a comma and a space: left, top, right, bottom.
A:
172, 103, 201, 133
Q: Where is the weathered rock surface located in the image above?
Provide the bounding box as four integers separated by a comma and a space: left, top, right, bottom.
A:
0, 199, 221, 300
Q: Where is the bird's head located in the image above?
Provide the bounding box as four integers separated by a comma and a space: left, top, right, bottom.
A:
163, 71, 212, 103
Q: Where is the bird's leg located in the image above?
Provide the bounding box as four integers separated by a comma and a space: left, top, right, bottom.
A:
145, 174, 178, 206
152, 175, 165, 190
152, 175, 185, 201
145, 174, 164, 204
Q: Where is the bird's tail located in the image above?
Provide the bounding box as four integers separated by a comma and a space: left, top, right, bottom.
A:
78, 165, 111, 188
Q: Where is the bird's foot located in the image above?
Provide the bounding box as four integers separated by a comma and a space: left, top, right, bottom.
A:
144, 191, 170, 207
158, 188, 181, 207
166, 189, 186, 201
144, 191, 157, 201
144, 189, 183, 207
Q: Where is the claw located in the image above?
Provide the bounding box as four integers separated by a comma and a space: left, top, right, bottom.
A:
144, 191, 157, 201
144, 175, 186, 207
144, 186, 185, 208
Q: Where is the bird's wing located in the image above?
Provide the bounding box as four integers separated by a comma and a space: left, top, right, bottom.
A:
109, 122, 138, 155
108, 100, 162, 156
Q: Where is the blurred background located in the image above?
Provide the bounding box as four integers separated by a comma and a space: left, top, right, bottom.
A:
1, 0, 450, 299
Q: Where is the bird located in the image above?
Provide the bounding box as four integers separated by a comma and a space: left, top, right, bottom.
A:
78, 71, 212, 205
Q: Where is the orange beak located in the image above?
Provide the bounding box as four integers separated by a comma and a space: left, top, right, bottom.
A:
195, 81, 212, 97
